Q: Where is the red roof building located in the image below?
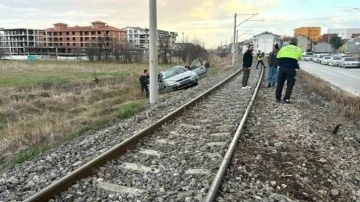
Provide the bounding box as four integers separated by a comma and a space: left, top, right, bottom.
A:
38, 21, 126, 55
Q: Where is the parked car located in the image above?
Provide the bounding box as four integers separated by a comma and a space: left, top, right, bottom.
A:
339, 57, 360, 68
320, 56, 332, 65
328, 56, 342, 66
302, 52, 314, 61
157, 66, 199, 93
188, 58, 208, 79
313, 54, 328, 63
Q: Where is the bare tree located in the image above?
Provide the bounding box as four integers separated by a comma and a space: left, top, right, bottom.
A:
158, 34, 171, 64
85, 43, 98, 62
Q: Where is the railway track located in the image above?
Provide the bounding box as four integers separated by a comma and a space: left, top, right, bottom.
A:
21, 67, 264, 201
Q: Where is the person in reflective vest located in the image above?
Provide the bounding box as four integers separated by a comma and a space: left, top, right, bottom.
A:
275, 38, 302, 104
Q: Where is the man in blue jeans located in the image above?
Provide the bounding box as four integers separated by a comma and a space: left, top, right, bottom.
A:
267, 44, 279, 87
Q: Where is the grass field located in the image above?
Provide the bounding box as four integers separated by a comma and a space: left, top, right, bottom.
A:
0, 56, 230, 168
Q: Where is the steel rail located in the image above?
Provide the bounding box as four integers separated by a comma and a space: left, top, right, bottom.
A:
205, 67, 265, 202
24, 68, 242, 202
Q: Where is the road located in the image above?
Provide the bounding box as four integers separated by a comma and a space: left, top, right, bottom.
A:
299, 61, 360, 96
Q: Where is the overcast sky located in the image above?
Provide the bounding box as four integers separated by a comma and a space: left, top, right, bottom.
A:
0, 0, 359, 48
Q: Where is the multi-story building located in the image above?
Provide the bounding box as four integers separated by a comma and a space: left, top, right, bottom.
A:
39, 21, 127, 55
252, 31, 281, 54
0, 28, 43, 55
294, 27, 321, 42
122, 26, 178, 53
122, 27, 148, 49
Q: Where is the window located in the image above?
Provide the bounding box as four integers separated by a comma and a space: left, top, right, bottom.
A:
72, 32, 75, 35
72, 37, 75, 40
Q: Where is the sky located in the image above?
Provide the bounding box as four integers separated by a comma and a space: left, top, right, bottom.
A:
0, 0, 359, 49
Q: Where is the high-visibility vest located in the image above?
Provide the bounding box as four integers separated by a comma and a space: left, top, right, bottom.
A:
277, 44, 302, 60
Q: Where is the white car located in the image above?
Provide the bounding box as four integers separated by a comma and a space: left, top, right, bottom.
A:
302, 52, 314, 61
328, 56, 342, 66
339, 57, 360, 68
320, 56, 332, 65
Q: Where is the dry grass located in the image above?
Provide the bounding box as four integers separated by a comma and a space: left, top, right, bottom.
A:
298, 70, 360, 121
0, 56, 232, 168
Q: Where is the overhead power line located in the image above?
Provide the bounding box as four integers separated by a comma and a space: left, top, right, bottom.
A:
215, 0, 233, 17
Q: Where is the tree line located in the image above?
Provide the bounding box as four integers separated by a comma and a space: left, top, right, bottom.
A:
85, 35, 209, 64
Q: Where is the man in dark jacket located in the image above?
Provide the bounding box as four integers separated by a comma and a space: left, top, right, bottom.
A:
275, 38, 302, 103
242, 44, 254, 89
139, 69, 149, 97
267, 44, 280, 87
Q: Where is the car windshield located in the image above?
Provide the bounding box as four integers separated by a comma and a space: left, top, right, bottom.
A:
345, 57, 356, 61
161, 66, 188, 79
333, 57, 341, 60
306, 52, 314, 55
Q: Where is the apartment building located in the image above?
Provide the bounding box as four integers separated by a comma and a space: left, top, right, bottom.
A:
294, 27, 321, 42
122, 27, 178, 53
39, 21, 127, 55
0, 28, 43, 55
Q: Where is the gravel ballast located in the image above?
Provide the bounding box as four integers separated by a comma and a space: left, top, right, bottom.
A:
0, 64, 359, 202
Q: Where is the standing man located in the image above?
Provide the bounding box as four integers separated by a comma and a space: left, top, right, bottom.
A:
139, 69, 149, 97
275, 38, 302, 103
267, 44, 280, 87
242, 44, 254, 89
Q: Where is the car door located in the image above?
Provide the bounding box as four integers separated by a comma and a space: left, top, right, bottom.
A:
189, 58, 207, 79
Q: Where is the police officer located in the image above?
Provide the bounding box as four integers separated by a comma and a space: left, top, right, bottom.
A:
275, 38, 302, 103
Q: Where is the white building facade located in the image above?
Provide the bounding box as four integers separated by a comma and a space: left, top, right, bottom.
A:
122, 27, 178, 53
252, 31, 282, 54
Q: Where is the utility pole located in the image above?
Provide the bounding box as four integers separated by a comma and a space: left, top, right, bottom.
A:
232, 13, 258, 66
149, 0, 158, 104
232, 14, 237, 66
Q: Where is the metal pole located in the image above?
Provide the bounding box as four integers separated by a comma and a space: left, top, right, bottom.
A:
232, 13, 236, 66
149, 0, 158, 104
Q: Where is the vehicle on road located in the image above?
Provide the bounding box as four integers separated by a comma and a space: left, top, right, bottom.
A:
302, 52, 314, 61
339, 57, 360, 68
157, 66, 199, 93
313, 54, 329, 63
320, 56, 332, 65
328, 56, 342, 66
